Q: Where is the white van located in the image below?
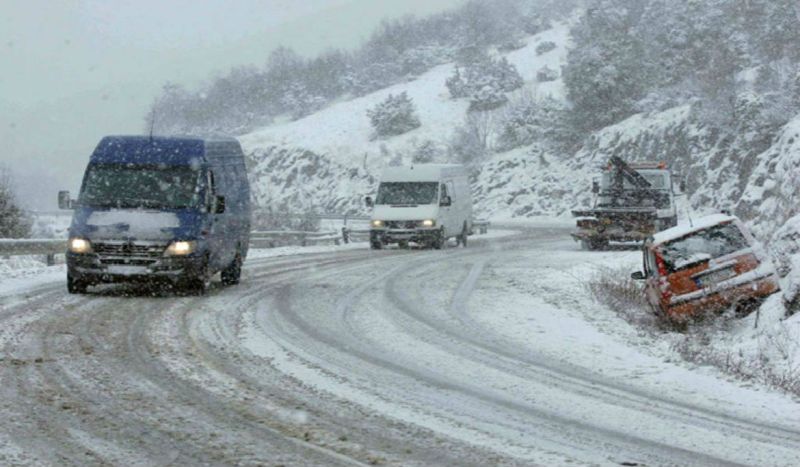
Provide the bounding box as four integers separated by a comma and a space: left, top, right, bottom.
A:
366, 164, 473, 249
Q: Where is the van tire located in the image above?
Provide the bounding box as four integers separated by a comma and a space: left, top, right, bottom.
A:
457, 223, 468, 247
186, 255, 211, 295
67, 273, 88, 294
432, 228, 445, 250
221, 251, 242, 286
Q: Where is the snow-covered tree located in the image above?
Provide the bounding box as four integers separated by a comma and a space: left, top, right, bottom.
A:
563, 1, 650, 131
367, 92, 421, 139
282, 83, 326, 121
0, 167, 31, 238
469, 84, 509, 112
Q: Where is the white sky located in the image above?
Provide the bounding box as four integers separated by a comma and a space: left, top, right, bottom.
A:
0, 0, 465, 209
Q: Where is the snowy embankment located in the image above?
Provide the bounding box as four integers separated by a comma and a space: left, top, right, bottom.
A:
237, 19, 574, 217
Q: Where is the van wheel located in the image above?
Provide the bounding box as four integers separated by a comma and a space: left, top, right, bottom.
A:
432, 228, 445, 250
187, 256, 211, 295
67, 273, 88, 294
457, 223, 468, 247
221, 251, 242, 286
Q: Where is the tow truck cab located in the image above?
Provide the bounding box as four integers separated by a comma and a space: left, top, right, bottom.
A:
60, 136, 251, 294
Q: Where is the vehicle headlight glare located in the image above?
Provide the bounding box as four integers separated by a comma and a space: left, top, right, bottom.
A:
371, 220, 384, 228
422, 219, 435, 227
68, 237, 92, 254
165, 240, 197, 256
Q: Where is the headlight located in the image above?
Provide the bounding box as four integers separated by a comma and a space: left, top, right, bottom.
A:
421, 219, 436, 227
371, 220, 384, 228
68, 237, 93, 254
164, 240, 197, 256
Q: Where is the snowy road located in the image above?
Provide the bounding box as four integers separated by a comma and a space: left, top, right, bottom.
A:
2, 226, 800, 466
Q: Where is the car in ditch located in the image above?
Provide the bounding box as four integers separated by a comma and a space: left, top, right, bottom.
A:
631, 214, 780, 324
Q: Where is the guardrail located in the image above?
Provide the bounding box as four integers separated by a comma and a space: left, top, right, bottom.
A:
250, 230, 341, 248
1, 220, 491, 264
0, 239, 67, 265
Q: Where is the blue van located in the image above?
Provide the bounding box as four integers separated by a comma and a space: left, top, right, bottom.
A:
59, 136, 251, 294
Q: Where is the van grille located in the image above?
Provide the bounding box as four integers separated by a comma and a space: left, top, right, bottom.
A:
385, 221, 420, 229
94, 241, 166, 265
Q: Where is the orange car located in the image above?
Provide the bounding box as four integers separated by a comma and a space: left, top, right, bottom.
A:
631, 214, 780, 323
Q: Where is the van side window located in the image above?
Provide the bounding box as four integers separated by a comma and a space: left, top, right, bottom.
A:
206, 170, 217, 210
446, 181, 455, 201
440, 183, 448, 202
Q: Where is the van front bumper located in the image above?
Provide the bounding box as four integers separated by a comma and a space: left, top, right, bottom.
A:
370, 228, 439, 244
67, 252, 206, 284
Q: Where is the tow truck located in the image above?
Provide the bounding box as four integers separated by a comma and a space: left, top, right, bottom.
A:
571, 157, 681, 250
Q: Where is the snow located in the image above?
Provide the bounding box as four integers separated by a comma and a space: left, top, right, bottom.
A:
652, 214, 736, 245
86, 209, 181, 239
238, 19, 577, 216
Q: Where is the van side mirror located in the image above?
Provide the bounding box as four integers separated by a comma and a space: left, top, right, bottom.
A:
214, 195, 226, 214
58, 190, 73, 209
630, 271, 646, 281
592, 181, 600, 194
440, 196, 452, 207
365, 196, 374, 208
679, 179, 687, 193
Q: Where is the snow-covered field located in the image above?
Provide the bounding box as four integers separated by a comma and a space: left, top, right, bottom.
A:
2, 224, 799, 465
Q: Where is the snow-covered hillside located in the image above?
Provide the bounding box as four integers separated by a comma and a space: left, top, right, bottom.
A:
238, 20, 574, 216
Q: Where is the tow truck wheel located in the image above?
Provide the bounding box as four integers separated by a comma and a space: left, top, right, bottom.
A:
221, 251, 242, 286
370, 241, 383, 250
67, 273, 88, 294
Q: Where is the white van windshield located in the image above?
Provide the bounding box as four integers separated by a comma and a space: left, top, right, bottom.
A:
376, 182, 438, 206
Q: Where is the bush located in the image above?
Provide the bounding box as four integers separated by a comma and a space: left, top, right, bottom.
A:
366, 92, 421, 138
412, 140, 442, 163
536, 66, 559, 83
586, 266, 669, 330
445, 56, 523, 100
535, 41, 557, 55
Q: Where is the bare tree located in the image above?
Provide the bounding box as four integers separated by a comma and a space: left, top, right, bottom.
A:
0, 166, 32, 238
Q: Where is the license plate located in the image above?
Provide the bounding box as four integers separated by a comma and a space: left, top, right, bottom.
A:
698, 268, 736, 288
106, 265, 148, 275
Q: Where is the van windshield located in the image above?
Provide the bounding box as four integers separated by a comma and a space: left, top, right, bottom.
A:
79, 164, 201, 209
376, 182, 438, 206
658, 222, 750, 272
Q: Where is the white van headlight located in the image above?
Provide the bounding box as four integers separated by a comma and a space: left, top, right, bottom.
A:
68, 237, 93, 254
371, 220, 384, 228
164, 240, 197, 256
421, 219, 436, 227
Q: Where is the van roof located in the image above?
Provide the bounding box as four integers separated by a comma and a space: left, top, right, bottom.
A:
90, 135, 242, 166
379, 164, 467, 182
651, 214, 738, 246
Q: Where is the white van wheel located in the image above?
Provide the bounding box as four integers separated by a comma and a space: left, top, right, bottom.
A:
458, 223, 468, 247
433, 228, 446, 250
